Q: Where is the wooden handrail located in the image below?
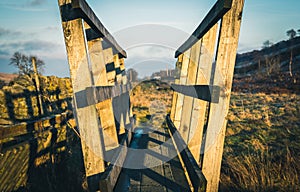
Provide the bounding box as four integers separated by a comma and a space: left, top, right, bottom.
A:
166, 114, 207, 192
175, 0, 232, 58
60, 0, 127, 58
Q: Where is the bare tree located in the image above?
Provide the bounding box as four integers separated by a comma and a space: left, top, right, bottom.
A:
9, 52, 45, 75
265, 55, 281, 76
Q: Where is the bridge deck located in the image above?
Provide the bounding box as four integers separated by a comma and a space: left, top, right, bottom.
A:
114, 124, 190, 192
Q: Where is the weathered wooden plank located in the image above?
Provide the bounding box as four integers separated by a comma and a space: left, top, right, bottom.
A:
103, 48, 116, 85
166, 115, 206, 192
86, 37, 119, 151
187, 24, 218, 162
99, 132, 130, 192
171, 84, 220, 103
32, 57, 44, 115
173, 49, 191, 129
119, 58, 128, 84
58, 0, 106, 177
0, 113, 69, 142
86, 37, 108, 86
170, 54, 183, 121
201, 1, 244, 191
113, 54, 123, 84
175, 0, 232, 58
179, 41, 201, 143
69, 0, 127, 58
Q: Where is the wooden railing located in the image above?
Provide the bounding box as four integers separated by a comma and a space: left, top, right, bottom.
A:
58, 0, 133, 191
57, 0, 245, 191
170, 0, 245, 191
0, 112, 72, 191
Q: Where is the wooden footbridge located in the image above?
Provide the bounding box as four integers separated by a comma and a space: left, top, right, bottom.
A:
0, 0, 244, 191
57, 0, 244, 191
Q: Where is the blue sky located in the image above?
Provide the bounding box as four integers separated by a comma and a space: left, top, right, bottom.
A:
0, 0, 299, 77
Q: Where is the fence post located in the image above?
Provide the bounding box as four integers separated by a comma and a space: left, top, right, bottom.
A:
58, 0, 106, 179
32, 57, 44, 116
201, 1, 245, 191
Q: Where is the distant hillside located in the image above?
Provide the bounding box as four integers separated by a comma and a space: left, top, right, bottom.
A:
0, 72, 18, 83
235, 37, 300, 76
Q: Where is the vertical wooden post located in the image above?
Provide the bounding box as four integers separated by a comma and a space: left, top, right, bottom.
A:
118, 57, 131, 129
113, 54, 126, 134
179, 41, 201, 142
86, 37, 119, 150
119, 58, 127, 84
187, 24, 218, 162
32, 57, 44, 116
170, 54, 183, 121
173, 49, 191, 129
114, 54, 123, 84
104, 48, 117, 86
58, 0, 105, 177
201, 1, 244, 191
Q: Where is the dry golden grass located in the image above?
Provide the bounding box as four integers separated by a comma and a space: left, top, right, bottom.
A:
130, 80, 172, 125
222, 92, 300, 191
130, 80, 300, 191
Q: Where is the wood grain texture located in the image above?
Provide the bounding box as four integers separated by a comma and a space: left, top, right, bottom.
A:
179, 41, 201, 143
103, 48, 116, 86
87, 38, 119, 151
170, 54, 183, 121
70, 0, 127, 58
175, 0, 232, 57
58, 3, 106, 176
201, 1, 244, 191
166, 115, 206, 192
188, 24, 218, 163
113, 54, 123, 84
173, 49, 191, 129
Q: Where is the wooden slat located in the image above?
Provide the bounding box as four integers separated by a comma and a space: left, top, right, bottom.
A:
58, 0, 106, 177
170, 54, 183, 121
201, 1, 244, 191
188, 24, 218, 163
86, 37, 108, 86
71, 0, 127, 58
86, 37, 119, 151
173, 50, 191, 128
103, 48, 116, 85
119, 58, 128, 84
113, 54, 123, 84
179, 41, 202, 142
99, 130, 132, 192
175, 0, 232, 58
166, 115, 206, 192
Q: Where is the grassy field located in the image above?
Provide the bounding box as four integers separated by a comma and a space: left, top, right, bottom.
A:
130, 79, 300, 191
221, 92, 300, 191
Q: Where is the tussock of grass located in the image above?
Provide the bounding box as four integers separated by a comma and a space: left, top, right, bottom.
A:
221, 92, 300, 191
